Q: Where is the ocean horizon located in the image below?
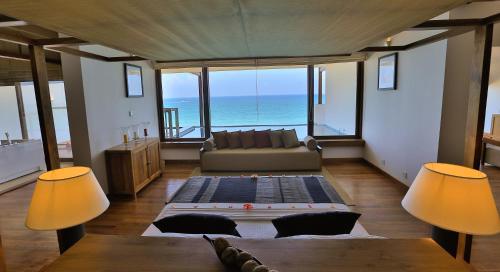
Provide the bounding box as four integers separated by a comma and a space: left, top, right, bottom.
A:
163, 94, 317, 128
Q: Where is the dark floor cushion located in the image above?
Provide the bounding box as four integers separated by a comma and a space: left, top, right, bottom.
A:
153, 214, 241, 237
212, 131, 229, 149
272, 211, 361, 238
255, 129, 272, 148
282, 129, 300, 148
240, 129, 256, 148
270, 129, 284, 148
226, 130, 242, 149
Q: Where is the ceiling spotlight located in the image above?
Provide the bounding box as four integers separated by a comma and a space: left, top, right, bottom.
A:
385, 37, 393, 47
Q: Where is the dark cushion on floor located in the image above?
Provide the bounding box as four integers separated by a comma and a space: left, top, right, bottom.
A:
226, 130, 242, 149
212, 131, 229, 149
270, 129, 284, 148
272, 211, 361, 238
282, 129, 300, 148
153, 213, 241, 237
255, 129, 272, 148
240, 130, 256, 149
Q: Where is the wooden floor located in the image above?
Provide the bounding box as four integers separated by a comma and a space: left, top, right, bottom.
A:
0, 161, 499, 272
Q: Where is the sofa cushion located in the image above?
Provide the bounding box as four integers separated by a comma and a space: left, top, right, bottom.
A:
226, 130, 242, 149
272, 212, 361, 238
282, 129, 300, 148
270, 129, 284, 148
240, 130, 256, 149
212, 131, 229, 149
255, 129, 272, 148
303, 136, 318, 151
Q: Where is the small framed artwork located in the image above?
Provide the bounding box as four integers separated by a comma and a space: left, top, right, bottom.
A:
378, 53, 398, 90
124, 63, 144, 97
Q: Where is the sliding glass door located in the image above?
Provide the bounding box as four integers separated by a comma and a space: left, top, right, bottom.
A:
161, 68, 206, 139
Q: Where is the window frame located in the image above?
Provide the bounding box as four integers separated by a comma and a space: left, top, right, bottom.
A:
156, 63, 364, 142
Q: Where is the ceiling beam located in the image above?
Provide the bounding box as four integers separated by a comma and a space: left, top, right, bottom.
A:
107, 56, 146, 62
412, 19, 481, 30
360, 26, 475, 53
0, 29, 33, 45
0, 49, 61, 64
154, 53, 367, 69
405, 27, 474, 50
359, 46, 407, 52
0, 14, 27, 27
33, 37, 88, 47
46, 46, 109, 62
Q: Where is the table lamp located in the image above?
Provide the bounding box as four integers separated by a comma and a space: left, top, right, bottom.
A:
402, 163, 500, 260
26, 167, 110, 253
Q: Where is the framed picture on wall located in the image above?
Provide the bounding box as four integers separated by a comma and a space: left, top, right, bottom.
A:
377, 53, 398, 90
124, 63, 144, 97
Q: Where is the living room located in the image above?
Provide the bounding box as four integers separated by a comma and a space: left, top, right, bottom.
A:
1, 1, 500, 272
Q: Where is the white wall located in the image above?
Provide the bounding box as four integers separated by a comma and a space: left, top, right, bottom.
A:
363, 41, 448, 185
0, 86, 21, 140
485, 47, 500, 132
62, 46, 159, 192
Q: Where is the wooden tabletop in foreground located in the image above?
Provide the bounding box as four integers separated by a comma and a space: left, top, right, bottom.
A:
41, 234, 473, 272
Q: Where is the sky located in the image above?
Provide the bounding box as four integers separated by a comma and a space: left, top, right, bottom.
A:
162, 68, 309, 98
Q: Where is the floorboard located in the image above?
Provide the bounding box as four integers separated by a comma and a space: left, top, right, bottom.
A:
0, 161, 498, 271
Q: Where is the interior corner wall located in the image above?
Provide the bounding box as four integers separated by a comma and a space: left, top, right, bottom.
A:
363, 42, 447, 186
62, 49, 158, 192
436, 2, 500, 165
485, 47, 500, 132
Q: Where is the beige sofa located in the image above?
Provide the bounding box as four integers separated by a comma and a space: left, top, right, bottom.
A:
200, 140, 322, 172
484, 114, 500, 167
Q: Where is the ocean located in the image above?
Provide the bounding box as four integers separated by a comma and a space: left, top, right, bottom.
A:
164, 94, 312, 127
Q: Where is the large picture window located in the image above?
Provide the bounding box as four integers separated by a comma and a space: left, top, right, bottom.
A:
158, 62, 363, 142
208, 66, 308, 138
313, 62, 359, 137
161, 68, 205, 139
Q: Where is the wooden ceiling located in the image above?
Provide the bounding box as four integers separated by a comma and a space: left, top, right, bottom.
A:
0, 19, 62, 85
0, 0, 468, 62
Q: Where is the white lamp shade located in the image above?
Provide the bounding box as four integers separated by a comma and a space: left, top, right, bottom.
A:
26, 167, 110, 230
402, 163, 500, 235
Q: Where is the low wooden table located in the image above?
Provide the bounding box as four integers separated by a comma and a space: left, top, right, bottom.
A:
41, 235, 474, 271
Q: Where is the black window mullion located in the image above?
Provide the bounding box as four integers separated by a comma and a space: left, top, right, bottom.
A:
201, 67, 211, 139
307, 65, 314, 136
355, 61, 364, 138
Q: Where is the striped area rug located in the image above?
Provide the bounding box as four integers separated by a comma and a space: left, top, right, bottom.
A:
170, 175, 345, 204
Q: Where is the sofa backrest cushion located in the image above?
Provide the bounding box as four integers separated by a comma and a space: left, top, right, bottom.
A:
270, 129, 284, 148
212, 130, 229, 149
241, 129, 256, 148
282, 129, 300, 148
226, 130, 242, 149
255, 129, 272, 148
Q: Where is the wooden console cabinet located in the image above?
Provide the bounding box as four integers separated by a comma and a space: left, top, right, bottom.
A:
106, 138, 162, 198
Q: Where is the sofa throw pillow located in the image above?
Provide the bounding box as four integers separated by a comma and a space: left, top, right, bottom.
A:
272, 212, 361, 238
153, 213, 241, 237
303, 136, 318, 151
240, 129, 256, 149
226, 130, 242, 149
282, 129, 300, 148
212, 131, 228, 149
270, 129, 284, 148
203, 138, 215, 152
255, 129, 272, 148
